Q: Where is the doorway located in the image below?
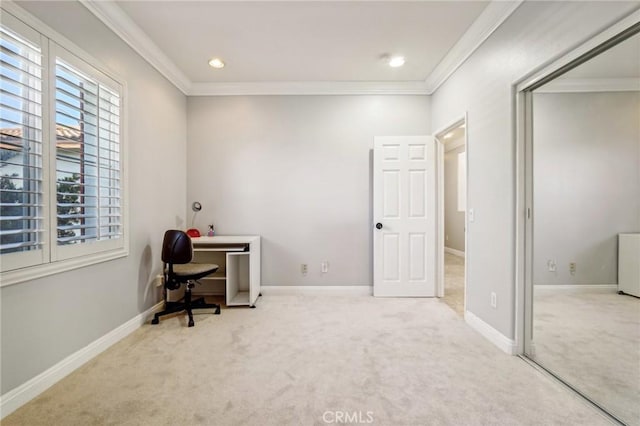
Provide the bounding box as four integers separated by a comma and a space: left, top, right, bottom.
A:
435, 118, 467, 316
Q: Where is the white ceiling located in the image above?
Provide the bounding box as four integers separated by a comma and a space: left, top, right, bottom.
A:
82, 1, 524, 95
116, 1, 488, 83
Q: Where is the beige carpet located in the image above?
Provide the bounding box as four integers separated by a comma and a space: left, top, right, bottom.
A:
533, 286, 640, 426
442, 253, 464, 316
4, 295, 611, 426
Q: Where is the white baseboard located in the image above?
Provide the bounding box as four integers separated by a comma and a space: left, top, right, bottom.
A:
444, 247, 465, 258
261, 285, 372, 296
0, 301, 164, 420
464, 310, 517, 355
534, 284, 617, 291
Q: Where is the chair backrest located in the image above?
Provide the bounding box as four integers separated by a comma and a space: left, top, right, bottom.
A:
162, 230, 193, 264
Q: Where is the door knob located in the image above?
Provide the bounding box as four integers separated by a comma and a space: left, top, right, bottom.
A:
375, 223, 383, 230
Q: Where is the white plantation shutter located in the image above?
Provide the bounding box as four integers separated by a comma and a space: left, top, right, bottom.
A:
54, 60, 121, 246
0, 20, 46, 269
0, 8, 127, 281
97, 85, 121, 241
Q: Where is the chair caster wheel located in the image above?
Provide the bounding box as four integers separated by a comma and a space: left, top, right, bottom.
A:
188, 320, 194, 327
215, 306, 221, 315
151, 318, 159, 325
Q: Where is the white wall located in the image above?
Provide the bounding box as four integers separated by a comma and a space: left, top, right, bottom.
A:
430, 1, 640, 338
187, 95, 430, 286
0, 1, 187, 394
533, 91, 640, 285
445, 142, 466, 253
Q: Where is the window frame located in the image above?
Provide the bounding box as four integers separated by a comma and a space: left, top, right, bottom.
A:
1, 3, 128, 287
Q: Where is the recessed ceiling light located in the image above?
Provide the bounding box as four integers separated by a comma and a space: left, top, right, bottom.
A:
208, 58, 225, 69
389, 56, 405, 68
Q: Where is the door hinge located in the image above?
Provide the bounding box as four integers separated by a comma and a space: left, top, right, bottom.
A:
527, 208, 531, 219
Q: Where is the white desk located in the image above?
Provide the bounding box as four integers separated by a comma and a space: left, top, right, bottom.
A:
618, 233, 639, 297
191, 236, 261, 307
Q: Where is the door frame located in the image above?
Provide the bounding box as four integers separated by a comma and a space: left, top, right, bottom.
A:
434, 114, 468, 311
513, 10, 640, 355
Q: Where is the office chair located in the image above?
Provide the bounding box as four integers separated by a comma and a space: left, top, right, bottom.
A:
151, 230, 221, 327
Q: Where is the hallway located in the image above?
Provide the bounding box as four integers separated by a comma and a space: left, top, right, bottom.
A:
442, 252, 465, 316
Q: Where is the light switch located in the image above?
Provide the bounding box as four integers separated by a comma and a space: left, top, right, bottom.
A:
468, 208, 475, 222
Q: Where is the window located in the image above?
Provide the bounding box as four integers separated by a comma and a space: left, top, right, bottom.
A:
1, 9, 126, 284
0, 27, 42, 257
53, 48, 123, 261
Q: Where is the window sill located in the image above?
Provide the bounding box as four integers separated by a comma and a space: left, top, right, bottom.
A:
0, 248, 128, 288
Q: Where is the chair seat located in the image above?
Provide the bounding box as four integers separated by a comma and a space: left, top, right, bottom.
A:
173, 263, 219, 277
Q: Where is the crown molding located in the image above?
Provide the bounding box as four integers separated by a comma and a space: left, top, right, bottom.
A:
424, 0, 523, 94
187, 81, 429, 96
80, 0, 192, 94
80, 0, 519, 96
533, 78, 640, 93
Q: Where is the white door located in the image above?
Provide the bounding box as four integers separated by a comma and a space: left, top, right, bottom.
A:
373, 136, 436, 297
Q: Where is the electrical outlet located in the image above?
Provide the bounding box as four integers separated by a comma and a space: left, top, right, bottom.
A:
321, 261, 329, 273
569, 262, 576, 275
301, 264, 308, 275
547, 260, 557, 272
490, 292, 497, 309
446, 235, 449, 241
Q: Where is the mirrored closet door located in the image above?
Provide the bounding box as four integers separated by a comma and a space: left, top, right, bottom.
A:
524, 24, 640, 426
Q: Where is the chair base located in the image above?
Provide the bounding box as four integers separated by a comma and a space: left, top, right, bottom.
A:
151, 296, 221, 327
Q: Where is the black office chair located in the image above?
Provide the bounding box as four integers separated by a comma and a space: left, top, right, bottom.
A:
151, 230, 221, 327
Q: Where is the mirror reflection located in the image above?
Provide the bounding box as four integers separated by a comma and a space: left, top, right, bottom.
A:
530, 31, 640, 425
